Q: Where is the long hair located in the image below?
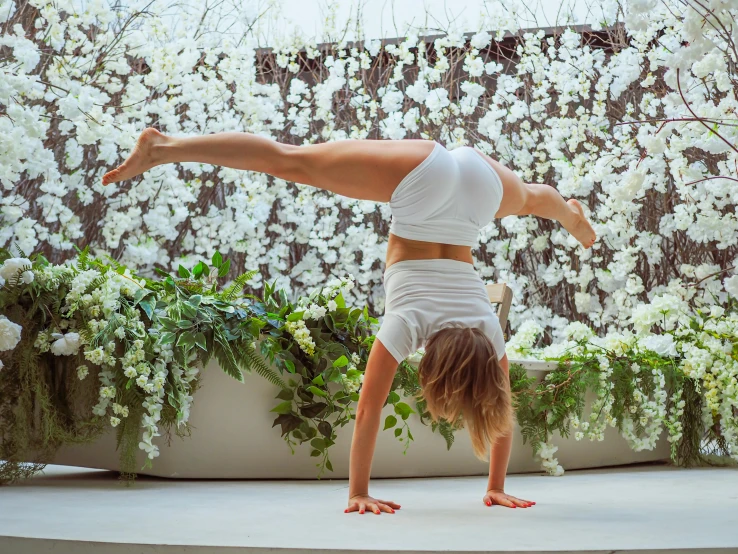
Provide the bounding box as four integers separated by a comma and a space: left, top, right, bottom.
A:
416, 325, 513, 461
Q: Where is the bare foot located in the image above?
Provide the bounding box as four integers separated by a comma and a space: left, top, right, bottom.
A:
102, 127, 169, 186
564, 199, 597, 248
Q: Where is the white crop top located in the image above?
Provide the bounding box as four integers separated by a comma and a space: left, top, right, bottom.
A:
389, 141, 504, 247
375, 259, 506, 364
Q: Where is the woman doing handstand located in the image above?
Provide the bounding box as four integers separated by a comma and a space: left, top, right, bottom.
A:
102, 129, 596, 515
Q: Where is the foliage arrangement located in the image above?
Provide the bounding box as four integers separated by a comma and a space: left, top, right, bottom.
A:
1, 247, 735, 485
0, 246, 430, 484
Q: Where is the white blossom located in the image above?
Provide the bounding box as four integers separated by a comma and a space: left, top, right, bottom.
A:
0, 315, 22, 352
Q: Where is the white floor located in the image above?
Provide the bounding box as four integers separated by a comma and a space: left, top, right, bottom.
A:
1, 463, 737, 554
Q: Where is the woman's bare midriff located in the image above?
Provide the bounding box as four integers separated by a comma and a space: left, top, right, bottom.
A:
385, 233, 474, 269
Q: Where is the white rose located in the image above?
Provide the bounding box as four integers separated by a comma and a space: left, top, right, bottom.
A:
0, 258, 34, 285
0, 315, 22, 352
50, 332, 81, 356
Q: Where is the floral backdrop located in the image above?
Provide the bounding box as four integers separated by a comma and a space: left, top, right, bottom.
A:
1, 0, 737, 478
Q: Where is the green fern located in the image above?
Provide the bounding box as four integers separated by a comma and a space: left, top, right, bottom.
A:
234, 339, 288, 389
438, 420, 456, 450
75, 246, 91, 271
84, 274, 110, 295
221, 269, 259, 302
212, 329, 243, 382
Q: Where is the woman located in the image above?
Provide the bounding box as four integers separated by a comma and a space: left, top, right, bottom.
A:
103, 129, 595, 515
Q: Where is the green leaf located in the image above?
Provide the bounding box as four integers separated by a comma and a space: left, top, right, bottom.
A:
212, 251, 223, 268
180, 302, 197, 319
349, 392, 360, 402
176, 330, 196, 348
133, 287, 150, 306
310, 449, 321, 457
178, 264, 191, 278
284, 359, 296, 373
312, 374, 325, 386
325, 459, 333, 472
335, 292, 346, 309
307, 386, 327, 398
194, 332, 207, 351
276, 389, 293, 401
188, 294, 202, 307
159, 331, 177, 345
193, 261, 208, 279
139, 299, 154, 320
158, 317, 178, 331
384, 415, 397, 430
177, 319, 194, 329
333, 355, 349, 368
287, 311, 305, 322
387, 391, 400, 404
270, 401, 293, 415
394, 428, 402, 437
326, 368, 343, 383
394, 401, 415, 420
218, 259, 231, 277
310, 437, 326, 451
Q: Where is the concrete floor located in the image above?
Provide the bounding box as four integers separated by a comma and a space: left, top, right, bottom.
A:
1, 463, 737, 554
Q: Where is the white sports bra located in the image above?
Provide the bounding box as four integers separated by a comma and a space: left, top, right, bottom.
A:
389, 141, 504, 247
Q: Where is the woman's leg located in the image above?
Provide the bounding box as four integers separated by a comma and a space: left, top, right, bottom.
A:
479, 152, 597, 248
102, 128, 434, 203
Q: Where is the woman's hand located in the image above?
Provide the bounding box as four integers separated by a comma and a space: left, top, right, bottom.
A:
483, 488, 535, 508
345, 494, 401, 515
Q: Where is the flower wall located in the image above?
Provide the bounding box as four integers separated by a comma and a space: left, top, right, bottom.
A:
2, 0, 737, 333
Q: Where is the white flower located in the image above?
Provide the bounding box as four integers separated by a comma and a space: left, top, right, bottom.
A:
77, 365, 89, 380
470, 31, 491, 50
0, 258, 34, 285
110, 416, 121, 427
724, 275, 738, 297
425, 88, 450, 111
0, 316, 22, 352
0, 360, 3, 371
639, 334, 678, 357
327, 300, 337, 312
50, 332, 81, 356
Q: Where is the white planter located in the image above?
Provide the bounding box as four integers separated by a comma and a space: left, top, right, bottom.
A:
49, 359, 670, 478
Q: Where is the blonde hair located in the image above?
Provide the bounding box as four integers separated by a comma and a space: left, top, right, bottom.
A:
417, 325, 513, 461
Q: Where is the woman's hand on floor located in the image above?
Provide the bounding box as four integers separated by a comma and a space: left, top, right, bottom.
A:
345, 494, 401, 515
483, 489, 535, 508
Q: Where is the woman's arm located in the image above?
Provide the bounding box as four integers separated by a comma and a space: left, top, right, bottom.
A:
346, 339, 402, 514
483, 354, 536, 508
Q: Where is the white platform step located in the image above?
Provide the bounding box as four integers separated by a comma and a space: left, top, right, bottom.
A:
2, 463, 737, 553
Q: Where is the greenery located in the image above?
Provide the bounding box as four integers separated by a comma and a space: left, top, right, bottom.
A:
0, 247, 734, 485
